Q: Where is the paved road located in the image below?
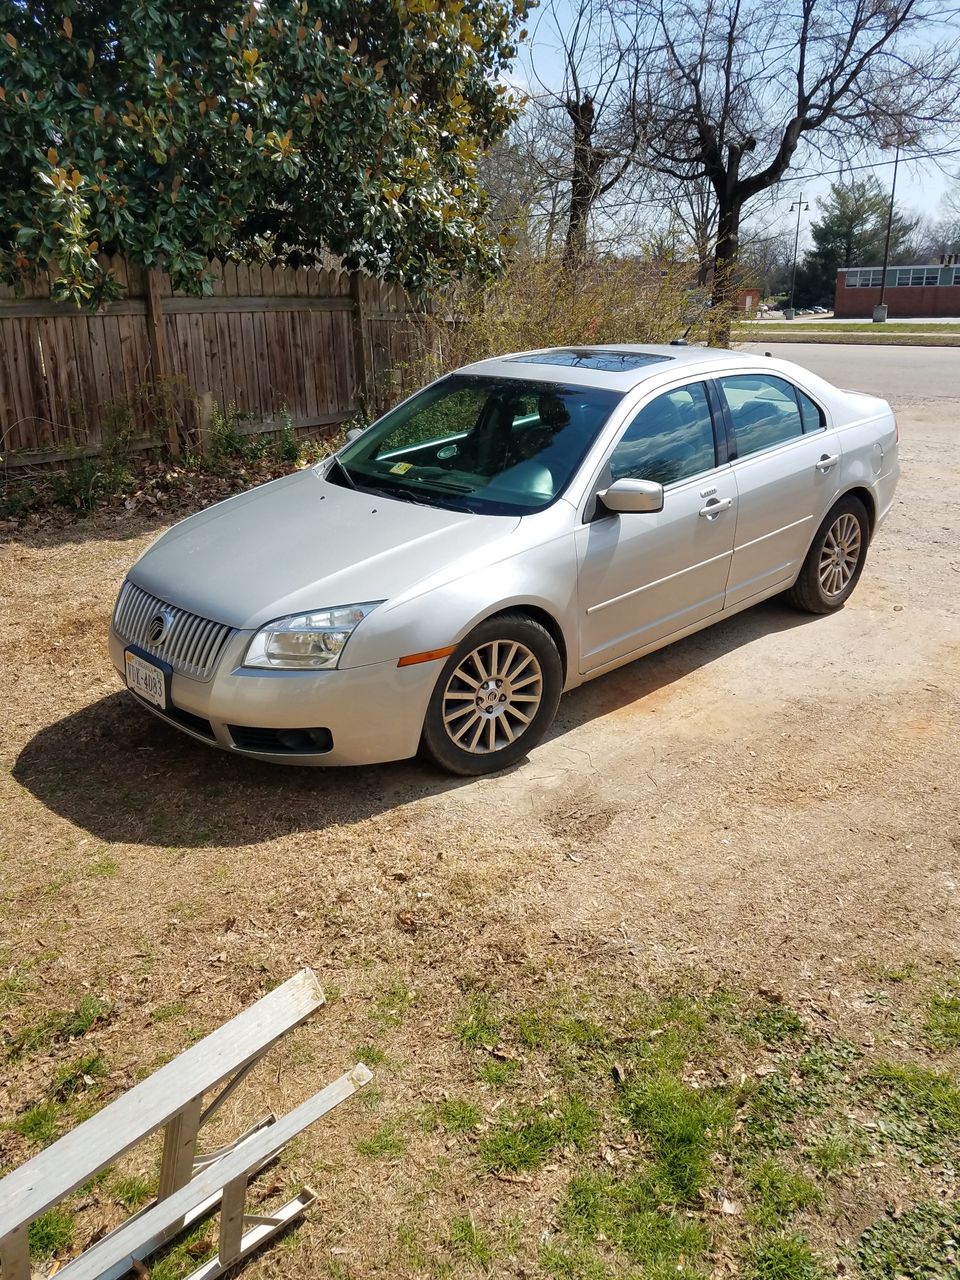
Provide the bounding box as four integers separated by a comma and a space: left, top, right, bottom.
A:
741, 341, 960, 405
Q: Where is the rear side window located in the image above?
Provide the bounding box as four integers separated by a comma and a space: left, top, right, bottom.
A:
797, 388, 825, 432
721, 374, 804, 458
608, 382, 717, 486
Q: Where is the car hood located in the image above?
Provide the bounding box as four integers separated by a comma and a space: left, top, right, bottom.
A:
129, 466, 520, 630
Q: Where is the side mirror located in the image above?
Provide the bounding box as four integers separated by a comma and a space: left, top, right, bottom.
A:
598, 478, 664, 514
346, 426, 364, 442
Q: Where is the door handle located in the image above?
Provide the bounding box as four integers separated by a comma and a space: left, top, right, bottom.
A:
816, 453, 840, 472
699, 497, 733, 519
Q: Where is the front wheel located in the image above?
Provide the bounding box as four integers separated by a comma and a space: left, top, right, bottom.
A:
788, 495, 869, 614
420, 613, 563, 776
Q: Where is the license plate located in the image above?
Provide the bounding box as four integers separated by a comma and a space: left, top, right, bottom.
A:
125, 650, 168, 710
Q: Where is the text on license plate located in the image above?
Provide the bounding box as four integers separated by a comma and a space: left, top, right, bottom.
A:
125, 652, 167, 710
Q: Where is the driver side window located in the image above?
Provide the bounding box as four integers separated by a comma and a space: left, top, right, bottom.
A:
609, 383, 717, 486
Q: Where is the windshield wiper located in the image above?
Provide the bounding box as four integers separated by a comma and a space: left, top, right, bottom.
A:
326, 455, 357, 490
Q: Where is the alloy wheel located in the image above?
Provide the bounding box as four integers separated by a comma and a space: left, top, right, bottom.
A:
818, 511, 862, 597
441, 640, 543, 754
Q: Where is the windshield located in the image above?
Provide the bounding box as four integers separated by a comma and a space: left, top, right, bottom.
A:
333, 374, 623, 515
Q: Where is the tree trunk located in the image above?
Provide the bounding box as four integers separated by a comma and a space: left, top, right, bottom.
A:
563, 94, 599, 268
709, 197, 741, 345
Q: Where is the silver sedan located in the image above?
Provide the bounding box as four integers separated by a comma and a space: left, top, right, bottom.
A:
110, 344, 899, 775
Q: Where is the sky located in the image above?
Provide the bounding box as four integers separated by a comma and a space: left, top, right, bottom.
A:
508, 1, 959, 253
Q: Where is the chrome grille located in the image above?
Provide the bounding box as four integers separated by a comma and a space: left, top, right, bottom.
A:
113, 581, 233, 680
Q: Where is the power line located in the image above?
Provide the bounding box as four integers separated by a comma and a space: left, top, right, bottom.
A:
773, 146, 960, 186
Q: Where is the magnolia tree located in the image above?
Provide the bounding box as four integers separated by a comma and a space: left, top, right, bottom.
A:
0, 0, 528, 305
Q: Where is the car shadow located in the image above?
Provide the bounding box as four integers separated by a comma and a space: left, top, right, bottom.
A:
13, 600, 816, 849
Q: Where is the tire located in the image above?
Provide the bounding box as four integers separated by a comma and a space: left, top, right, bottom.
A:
420, 612, 563, 776
787, 495, 870, 614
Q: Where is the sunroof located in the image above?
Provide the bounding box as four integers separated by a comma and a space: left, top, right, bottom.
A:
507, 348, 672, 372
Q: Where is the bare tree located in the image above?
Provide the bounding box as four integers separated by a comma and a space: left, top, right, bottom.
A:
921, 173, 960, 257
526, 0, 646, 263
627, 0, 960, 330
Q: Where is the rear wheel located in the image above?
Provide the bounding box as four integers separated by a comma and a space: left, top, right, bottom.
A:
788, 495, 869, 614
420, 613, 562, 776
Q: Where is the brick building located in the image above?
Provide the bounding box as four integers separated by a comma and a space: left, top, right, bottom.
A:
834, 262, 960, 318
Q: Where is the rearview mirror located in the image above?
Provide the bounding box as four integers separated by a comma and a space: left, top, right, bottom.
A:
346, 426, 364, 442
598, 478, 664, 514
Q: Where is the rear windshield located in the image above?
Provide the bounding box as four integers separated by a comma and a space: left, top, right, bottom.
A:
333, 374, 622, 515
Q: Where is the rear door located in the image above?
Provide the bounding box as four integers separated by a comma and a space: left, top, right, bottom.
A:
576, 380, 737, 673
718, 372, 841, 608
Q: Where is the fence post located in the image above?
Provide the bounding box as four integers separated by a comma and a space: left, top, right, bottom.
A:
349, 272, 371, 414
145, 268, 181, 458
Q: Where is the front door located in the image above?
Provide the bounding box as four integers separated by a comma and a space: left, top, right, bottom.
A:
576, 381, 737, 673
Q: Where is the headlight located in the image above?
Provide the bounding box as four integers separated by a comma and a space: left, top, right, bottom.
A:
243, 602, 383, 670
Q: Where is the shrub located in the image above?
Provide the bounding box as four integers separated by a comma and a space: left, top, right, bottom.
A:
383, 255, 737, 405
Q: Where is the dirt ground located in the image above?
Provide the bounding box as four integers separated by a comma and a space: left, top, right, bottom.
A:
1, 376, 958, 1278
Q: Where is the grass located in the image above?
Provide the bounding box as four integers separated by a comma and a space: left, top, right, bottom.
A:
456, 995, 502, 1049
28, 1206, 75, 1258
150, 1000, 188, 1023
559, 1169, 710, 1276
924, 984, 960, 1049
451, 983, 960, 1277
862, 1060, 960, 1163
541, 1241, 613, 1280
11, 1101, 61, 1143
448, 1216, 493, 1269
0, 969, 32, 1007
111, 1173, 153, 1208
478, 1095, 598, 1172
50, 1051, 107, 1100
751, 320, 960, 334
803, 1130, 868, 1178
744, 1234, 826, 1280
619, 1071, 733, 1203
89, 854, 119, 877
434, 1098, 482, 1132
7, 996, 111, 1059
372, 981, 417, 1030
142, 1220, 218, 1280
2, 401, 957, 1280
865, 961, 917, 984
356, 1122, 408, 1159
352, 1043, 388, 1067
477, 1057, 519, 1087
746, 1159, 821, 1227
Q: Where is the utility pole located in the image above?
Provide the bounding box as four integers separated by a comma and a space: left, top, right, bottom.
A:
786, 193, 809, 319
874, 144, 901, 323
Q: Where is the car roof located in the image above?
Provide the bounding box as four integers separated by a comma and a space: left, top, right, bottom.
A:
459, 344, 746, 391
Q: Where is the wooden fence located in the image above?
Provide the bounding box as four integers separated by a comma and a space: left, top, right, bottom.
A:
0, 256, 425, 468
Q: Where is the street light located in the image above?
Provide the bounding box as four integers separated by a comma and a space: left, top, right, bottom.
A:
786, 194, 809, 319
874, 144, 901, 324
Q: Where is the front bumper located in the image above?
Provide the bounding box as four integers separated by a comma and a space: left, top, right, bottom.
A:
109, 626, 439, 766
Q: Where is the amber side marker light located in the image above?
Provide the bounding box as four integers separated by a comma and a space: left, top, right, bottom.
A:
397, 644, 457, 668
